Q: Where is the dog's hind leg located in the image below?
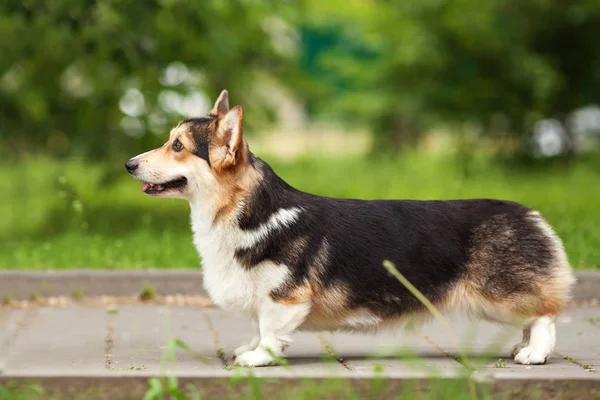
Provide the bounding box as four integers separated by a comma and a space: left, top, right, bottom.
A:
235, 301, 311, 367
514, 316, 555, 364
511, 320, 532, 358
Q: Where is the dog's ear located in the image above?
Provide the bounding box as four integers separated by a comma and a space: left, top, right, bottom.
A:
210, 90, 229, 118
211, 105, 245, 172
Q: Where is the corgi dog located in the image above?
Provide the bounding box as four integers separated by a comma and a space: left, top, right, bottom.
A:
126, 90, 575, 367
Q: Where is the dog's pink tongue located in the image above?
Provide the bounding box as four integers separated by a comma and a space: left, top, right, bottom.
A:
141, 182, 150, 192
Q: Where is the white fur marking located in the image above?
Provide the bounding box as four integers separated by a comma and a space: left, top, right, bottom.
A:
514, 316, 555, 364
344, 309, 383, 328
235, 207, 303, 249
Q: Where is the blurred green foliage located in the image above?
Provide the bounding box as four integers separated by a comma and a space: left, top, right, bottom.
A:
299, 0, 600, 153
2, 0, 600, 158
0, 0, 294, 159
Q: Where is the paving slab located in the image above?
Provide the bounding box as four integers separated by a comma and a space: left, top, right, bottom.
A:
109, 305, 222, 374
553, 307, 600, 373
1, 306, 107, 375
0, 303, 597, 400
0, 308, 29, 373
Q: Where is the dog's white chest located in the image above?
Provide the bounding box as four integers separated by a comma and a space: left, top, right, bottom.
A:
200, 247, 255, 312
190, 205, 299, 315
193, 230, 289, 315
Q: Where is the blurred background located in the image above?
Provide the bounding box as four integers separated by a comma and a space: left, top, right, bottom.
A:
1, 0, 599, 270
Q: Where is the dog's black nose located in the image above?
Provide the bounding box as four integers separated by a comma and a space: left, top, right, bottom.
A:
125, 159, 138, 173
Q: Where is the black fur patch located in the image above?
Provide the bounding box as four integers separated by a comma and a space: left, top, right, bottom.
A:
235, 157, 557, 318
181, 117, 217, 166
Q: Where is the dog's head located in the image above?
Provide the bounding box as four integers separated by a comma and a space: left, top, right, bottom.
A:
126, 90, 255, 206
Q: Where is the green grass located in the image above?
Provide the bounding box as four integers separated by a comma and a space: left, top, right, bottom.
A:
2, 151, 599, 269
0, 382, 45, 400
0, 378, 485, 400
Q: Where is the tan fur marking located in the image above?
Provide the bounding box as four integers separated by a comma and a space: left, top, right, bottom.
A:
146, 125, 199, 164
211, 155, 263, 224
447, 277, 568, 321
303, 282, 351, 330
277, 281, 313, 306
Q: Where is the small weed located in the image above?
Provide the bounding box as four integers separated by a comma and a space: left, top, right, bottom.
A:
106, 307, 119, 314
583, 364, 591, 370
265, 347, 289, 366
2, 295, 13, 305
172, 338, 211, 365
494, 359, 507, 368
585, 317, 600, 325
562, 356, 575, 362
216, 347, 230, 367
120, 364, 147, 371
71, 288, 84, 301
28, 292, 39, 302
139, 281, 156, 301
143, 314, 206, 400
144, 377, 201, 400
216, 348, 225, 359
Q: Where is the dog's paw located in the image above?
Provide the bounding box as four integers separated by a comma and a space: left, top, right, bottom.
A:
234, 349, 275, 367
511, 342, 528, 358
513, 346, 548, 365
233, 344, 257, 358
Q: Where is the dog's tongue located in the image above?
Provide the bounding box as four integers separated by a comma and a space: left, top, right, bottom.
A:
141, 182, 150, 192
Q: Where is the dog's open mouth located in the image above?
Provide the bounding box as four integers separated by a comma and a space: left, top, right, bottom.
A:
141, 177, 187, 195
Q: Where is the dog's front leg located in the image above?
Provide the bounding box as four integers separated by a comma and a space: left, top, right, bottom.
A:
234, 301, 311, 367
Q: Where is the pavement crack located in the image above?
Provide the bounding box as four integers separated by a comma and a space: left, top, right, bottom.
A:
423, 335, 473, 371
557, 352, 596, 373
317, 334, 353, 370
105, 321, 114, 370
201, 310, 230, 369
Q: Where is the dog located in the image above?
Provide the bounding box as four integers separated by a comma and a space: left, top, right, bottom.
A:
126, 90, 576, 367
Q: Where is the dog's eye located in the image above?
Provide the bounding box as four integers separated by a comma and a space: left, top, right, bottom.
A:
173, 139, 184, 152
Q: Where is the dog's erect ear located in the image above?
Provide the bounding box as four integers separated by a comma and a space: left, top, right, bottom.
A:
211, 105, 245, 171
210, 90, 229, 117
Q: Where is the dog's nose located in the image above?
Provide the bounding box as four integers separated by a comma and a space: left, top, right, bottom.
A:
125, 159, 138, 173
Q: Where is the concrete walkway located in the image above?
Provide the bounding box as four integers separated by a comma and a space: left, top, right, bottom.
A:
0, 301, 598, 399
